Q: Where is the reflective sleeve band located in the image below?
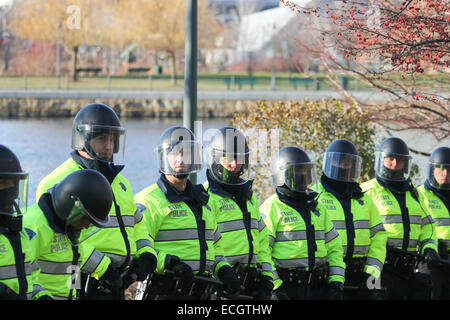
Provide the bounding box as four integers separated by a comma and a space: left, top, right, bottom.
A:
134, 208, 143, 224
136, 239, 153, 251
370, 223, 385, 238
421, 215, 435, 226
258, 218, 267, 232
366, 257, 384, 272
81, 249, 105, 274
325, 228, 339, 243
329, 266, 345, 277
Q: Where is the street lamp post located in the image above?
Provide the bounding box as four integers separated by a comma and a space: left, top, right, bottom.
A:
56, 18, 61, 89
184, 0, 198, 183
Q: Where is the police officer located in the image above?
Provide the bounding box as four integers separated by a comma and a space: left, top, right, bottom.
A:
315, 139, 387, 300
260, 146, 346, 300
204, 126, 274, 300
134, 126, 241, 300
0, 145, 42, 300
35, 103, 157, 299
24, 170, 113, 300
361, 137, 439, 300
417, 146, 450, 299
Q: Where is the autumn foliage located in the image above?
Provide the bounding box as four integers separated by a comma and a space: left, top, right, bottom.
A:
281, 0, 449, 74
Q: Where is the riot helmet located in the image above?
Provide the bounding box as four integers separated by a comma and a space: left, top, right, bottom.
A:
72, 103, 126, 165
427, 146, 450, 190
207, 126, 253, 185
49, 169, 112, 245
272, 146, 317, 192
0, 145, 28, 231
156, 126, 203, 178
322, 139, 362, 182
375, 137, 412, 181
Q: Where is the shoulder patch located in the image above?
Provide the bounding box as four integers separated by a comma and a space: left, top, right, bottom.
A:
24, 227, 37, 241
119, 182, 127, 192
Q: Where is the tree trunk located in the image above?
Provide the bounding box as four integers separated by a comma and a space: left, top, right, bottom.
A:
73, 46, 79, 81
168, 50, 177, 85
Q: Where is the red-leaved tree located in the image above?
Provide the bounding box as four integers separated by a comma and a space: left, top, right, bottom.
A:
281, 0, 449, 150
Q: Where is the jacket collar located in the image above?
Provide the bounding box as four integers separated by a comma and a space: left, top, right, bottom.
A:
206, 169, 253, 202
276, 186, 318, 212
321, 174, 364, 199
38, 192, 66, 234
157, 173, 209, 205
375, 175, 412, 194
70, 151, 123, 184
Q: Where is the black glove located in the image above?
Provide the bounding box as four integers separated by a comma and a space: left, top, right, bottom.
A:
165, 254, 194, 284
327, 281, 343, 300
0, 283, 22, 300
423, 248, 440, 264
438, 241, 448, 260
272, 285, 290, 300
217, 265, 241, 298
256, 275, 274, 300
130, 253, 157, 281
358, 272, 372, 290
97, 264, 123, 295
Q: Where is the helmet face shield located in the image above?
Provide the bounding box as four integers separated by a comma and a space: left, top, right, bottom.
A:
274, 162, 317, 192
428, 163, 450, 190
375, 151, 412, 181
77, 124, 126, 165
207, 148, 253, 185
0, 173, 28, 216
65, 195, 109, 246
322, 152, 362, 182
158, 140, 203, 176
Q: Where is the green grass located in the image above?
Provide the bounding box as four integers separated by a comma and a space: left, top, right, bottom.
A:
0, 72, 445, 91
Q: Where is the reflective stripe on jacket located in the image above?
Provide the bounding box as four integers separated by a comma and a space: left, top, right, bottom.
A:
260, 193, 345, 287
35, 157, 156, 274
0, 229, 41, 299
361, 178, 438, 254
134, 178, 230, 277
315, 183, 387, 278
418, 185, 450, 250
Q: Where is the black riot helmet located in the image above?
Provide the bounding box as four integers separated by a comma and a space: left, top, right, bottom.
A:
375, 137, 412, 181
156, 126, 203, 178
71, 103, 126, 165
0, 145, 28, 231
272, 146, 317, 192
49, 169, 112, 245
207, 126, 253, 185
427, 146, 450, 190
322, 139, 362, 182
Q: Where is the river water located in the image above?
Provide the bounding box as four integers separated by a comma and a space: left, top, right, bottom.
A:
0, 118, 448, 205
